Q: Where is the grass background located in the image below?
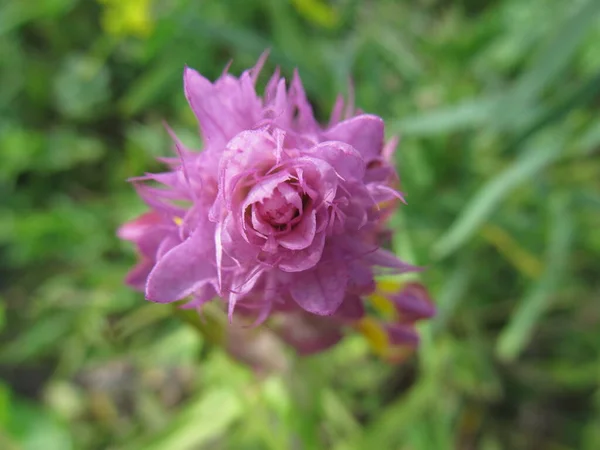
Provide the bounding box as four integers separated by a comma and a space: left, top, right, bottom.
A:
1, 0, 599, 448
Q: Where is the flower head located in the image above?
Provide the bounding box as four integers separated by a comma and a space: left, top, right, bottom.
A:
119, 54, 433, 360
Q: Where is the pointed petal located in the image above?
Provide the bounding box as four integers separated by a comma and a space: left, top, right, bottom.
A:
248, 50, 270, 84
289, 69, 319, 132
365, 248, 423, 273
382, 136, 399, 162
309, 141, 365, 180
117, 212, 163, 241
386, 323, 419, 347
183, 66, 227, 145
343, 78, 355, 119
324, 114, 384, 160
368, 184, 406, 205
391, 283, 436, 321
328, 94, 344, 127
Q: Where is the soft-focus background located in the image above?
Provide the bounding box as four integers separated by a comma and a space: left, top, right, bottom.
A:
1, 0, 599, 448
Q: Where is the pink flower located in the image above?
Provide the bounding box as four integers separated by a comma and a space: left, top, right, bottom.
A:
119, 54, 432, 357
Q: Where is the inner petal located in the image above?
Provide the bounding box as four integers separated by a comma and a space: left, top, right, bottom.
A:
256, 188, 299, 226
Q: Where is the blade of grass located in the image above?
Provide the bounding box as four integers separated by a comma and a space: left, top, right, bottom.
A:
505, 69, 600, 151
358, 376, 437, 449
124, 388, 242, 450
496, 192, 573, 362
497, 0, 600, 112
431, 253, 475, 334
480, 224, 544, 279
389, 96, 501, 136
432, 136, 564, 260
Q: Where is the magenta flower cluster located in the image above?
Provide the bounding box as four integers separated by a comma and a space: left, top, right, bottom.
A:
119, 55, 431, 355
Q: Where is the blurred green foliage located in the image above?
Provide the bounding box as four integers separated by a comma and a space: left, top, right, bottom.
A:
1, 0, 599, 448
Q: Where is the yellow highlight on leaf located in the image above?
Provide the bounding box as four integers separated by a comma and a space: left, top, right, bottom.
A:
480, 224, 543, 279
98, 0, 154, 38
367, 279, 404, 319
357, 317, 414, 363
357, 317, 389, 357
368, 293, 396, 319
291, 0, 340, 29
376, 279, 404, 294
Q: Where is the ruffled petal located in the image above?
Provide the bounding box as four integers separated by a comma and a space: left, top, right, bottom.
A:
145, 227, 216, 303
278, 230, 326, 272
307, 141, 365, 181
290, 261, 348, 315
323, 114, 384, 160
278, 209, 316, 250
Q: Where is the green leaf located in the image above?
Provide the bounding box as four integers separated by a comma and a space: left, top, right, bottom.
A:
6, 398, 73, 450
53, 54, 111, 121
0, 0, 76, 36
120, 62, 182, 117
0, 314, 73, 363
496, 0, 600, 124
507, 69, 600, 151
125, 388, 242, 450
496, 193, 574, 361
432, 136, 564, 259
389, 96, 500, 136
431, 254, 474, 334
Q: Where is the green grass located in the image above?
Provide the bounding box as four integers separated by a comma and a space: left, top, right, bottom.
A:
1, 0, 599, 448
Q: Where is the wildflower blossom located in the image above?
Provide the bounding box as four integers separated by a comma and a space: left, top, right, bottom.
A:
119, 54, 434, 360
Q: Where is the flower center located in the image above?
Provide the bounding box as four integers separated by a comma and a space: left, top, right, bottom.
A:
256, 189, 299, 226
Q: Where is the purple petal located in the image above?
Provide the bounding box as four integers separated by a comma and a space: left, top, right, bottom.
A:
276, 313, 343, 355
156, 234, 181, 259
180, 283, 217, 310
278, 230, 326, 272
324, 114, 384, 160
277, 182, 303, 211
365, 248, 422, 273
328, 94, 344, 127
227, 267, 264, 321
145, 227, 216, 303
347, 260, 376, 295
368, 184, 406, 205
278, 210, 316, 250
334, 294, 365, 321
221, 130, 277, 204
340, 238, 422, 273
382, 136, 399, 162
308, 141, 365, 181
183, 67, 228, 146
290, 261, 348, 315
118, 212, 164, 242
132, 182, 186, 218
125, 259, 154, 291
289, 69, 319, 133
386, 324, 420, 347
291, 156, 338, 205
242, 171, 292, 209
248, 50, 269, 84
390, 283, 436, 321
